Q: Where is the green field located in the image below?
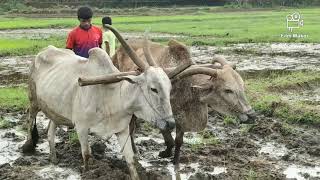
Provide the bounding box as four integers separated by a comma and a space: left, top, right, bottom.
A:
246, 71, 320, 126
0, 8, 319, 47
0, 87, 28, 110
0, 37, 64, 57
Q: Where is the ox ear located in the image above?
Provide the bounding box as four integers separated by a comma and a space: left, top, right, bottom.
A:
191, 84, 212, 103
191, 84, 212, 93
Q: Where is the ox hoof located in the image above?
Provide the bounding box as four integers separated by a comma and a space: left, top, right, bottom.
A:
172, 157, 180, 165
22, 139, 36, 154
50, 155, 58, 164
240, 118, 255, 124
81, 165, 89, 172
159, 149, 172, 158
50, 158, 58, 165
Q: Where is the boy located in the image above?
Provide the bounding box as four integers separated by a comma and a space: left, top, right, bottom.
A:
66, 7, 102, 58
101, 16, 116, 57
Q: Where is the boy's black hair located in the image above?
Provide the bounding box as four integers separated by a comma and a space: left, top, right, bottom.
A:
102, 16, 112, 26
77, 7, 93, 19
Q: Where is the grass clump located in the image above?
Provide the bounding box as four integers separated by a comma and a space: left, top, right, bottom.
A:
68, 130, 79, 145
223, 115, 238, 126
274, 105, 320, 126
0, 87, 28, 109
245, 169, 258, 180
187, 130, 219, 152
0, 117, 14, 129
245, 71, 320, 127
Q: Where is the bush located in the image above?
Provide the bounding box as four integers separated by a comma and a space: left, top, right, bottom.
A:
2, 0, 28, 12
224, 0, 320, 8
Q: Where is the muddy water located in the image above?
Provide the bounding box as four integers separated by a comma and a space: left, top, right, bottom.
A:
0, 128, 25, 165
1, 109, 320, 180
0, 56, 33, 86
1, 43, 320, 86
0, 28, 185, 39
282, 87, 320, 105
0, 29, 70, 39
192, 43, 320, 72
0, 111, 80, 179
283, 165, 320, 180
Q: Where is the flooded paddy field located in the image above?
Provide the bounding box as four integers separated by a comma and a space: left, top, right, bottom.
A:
0, 28, 185, 40
0, 29, 319, 180
1, 109, 319, 179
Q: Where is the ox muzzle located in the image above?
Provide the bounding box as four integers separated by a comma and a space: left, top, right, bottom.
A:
238, 109, 257, 124
155, 115, 176, 131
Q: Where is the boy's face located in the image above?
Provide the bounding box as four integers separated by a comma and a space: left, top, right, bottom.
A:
79, 18, 92, 30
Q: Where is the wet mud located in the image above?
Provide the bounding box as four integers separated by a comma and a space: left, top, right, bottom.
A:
0, 109, 319, 180
0, 29, 185, 40
192, 43, 320, 72
1, 43, 320, 86
0, 56, 33, 86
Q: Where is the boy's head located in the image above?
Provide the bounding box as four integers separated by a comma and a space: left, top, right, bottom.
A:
102, 16, 112, 28
77, 7, 93, 30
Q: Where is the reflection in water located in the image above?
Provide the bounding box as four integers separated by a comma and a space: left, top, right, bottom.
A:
0, 129, 25, 165
210, 167, 227, 175
259, 142, 288, 159
283, 165, 320, 180
167, 163, 199, 180
282, 87, 320, 105
35, 165, 80, 180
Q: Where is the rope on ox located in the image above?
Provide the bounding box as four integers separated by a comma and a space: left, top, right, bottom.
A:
119, 81, 173, 154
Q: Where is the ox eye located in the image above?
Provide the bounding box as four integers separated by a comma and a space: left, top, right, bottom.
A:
151, 88, 158, 94
224, 89, 233, 94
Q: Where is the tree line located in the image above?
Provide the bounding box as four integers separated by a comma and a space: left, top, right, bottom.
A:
1, 0, 319, 10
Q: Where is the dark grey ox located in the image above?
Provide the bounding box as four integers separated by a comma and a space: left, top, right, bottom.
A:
21, 26, 194, 180
112, 39, 256, 165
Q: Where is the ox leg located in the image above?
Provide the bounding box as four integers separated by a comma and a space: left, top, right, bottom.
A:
117, 127, 139, 180
77, 128, 90, 171
129, 115, 139, 154
173, 127, 184, 165
48, 120, 57, 164
159, 129, 175, 158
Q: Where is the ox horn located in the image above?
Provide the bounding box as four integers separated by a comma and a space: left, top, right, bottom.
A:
172, 67, 217, 82
211, 55, 236, 69
165, 61, 193, 79
143, 32, 157, 66
78, 71, 140, 86
104, 25, 148, 71
79, 62, 193, 86
193, 63, 223, 69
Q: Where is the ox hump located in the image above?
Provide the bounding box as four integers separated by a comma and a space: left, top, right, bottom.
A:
35, 45, 64, 69
167, 39, 191, 66
88, 48, 119, 73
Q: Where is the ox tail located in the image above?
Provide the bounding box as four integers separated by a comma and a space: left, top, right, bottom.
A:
22, 109, 39, 154
22, 60, 40, 154
31, 118, 39, 147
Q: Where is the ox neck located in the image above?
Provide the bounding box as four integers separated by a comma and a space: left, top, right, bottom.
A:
119, 80, 141, 114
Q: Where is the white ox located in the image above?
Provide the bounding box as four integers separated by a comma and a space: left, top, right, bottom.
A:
21, 27, 184, 180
